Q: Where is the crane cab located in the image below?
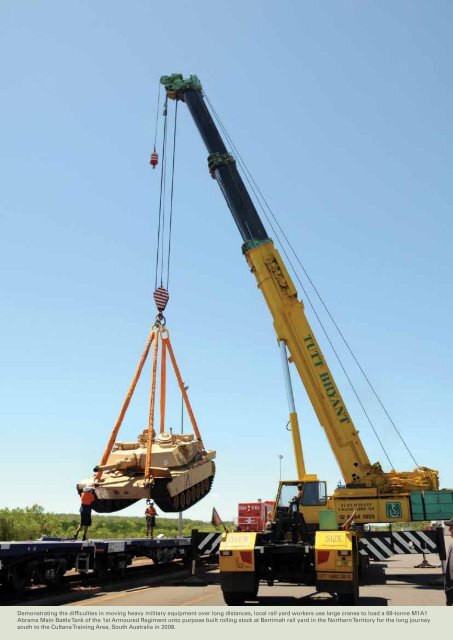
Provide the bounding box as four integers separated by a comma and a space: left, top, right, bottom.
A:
273, 479, 328, 529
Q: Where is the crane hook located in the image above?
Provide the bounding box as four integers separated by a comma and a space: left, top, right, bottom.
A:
153, 287, 169, 326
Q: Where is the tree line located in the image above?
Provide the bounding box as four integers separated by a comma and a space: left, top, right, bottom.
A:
0, 505, 230, 541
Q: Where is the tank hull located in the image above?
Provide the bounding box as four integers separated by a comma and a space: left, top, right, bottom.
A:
77, 457, 215, 514
78, 430, 216, 513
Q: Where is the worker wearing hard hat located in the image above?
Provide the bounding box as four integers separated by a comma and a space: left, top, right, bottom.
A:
74, 487, 96, 541
145, 500, 158, 538
445, 515, 453, 606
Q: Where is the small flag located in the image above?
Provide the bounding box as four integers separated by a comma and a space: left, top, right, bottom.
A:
211, 507, 227, 531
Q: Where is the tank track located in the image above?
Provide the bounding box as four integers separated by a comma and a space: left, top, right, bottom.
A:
151, 474, 215, 513
90, 471, 215, 514
92, 498, 140, 513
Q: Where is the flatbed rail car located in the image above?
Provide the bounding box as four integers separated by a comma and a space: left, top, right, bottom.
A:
0, 531, 220, 593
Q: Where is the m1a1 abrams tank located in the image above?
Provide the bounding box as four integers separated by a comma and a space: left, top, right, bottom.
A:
77, 429, 216, 513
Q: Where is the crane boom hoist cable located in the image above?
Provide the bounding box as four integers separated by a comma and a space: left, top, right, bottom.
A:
76, 88, 216, 514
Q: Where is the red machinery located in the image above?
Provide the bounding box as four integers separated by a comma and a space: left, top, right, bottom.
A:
238, 500, 274, 532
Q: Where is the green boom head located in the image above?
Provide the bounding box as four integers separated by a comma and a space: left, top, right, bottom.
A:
160, 74, 202, 97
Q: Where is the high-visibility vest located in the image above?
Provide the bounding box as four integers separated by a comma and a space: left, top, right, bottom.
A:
81, 492, 95, 506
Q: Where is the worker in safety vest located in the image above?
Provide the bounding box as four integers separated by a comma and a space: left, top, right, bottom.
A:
74, 487, 95, 541
145, 500, 158, 538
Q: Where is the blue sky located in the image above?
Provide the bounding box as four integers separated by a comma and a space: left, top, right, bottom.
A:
1, 1, 452, 523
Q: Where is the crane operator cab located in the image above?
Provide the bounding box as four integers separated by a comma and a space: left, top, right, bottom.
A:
270, 480, 328, 542
277, 480, 327, 510
270, 476, 327, 542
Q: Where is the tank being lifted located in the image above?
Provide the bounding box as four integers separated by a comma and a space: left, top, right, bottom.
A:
77, 429, 216, 513
76, 317, 216, 514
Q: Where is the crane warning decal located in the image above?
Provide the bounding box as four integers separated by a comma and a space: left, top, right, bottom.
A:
219, 532, 256, 572
316, 572, 353, 581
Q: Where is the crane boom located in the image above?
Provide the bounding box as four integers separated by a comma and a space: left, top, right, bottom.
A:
161, 73, 439, 494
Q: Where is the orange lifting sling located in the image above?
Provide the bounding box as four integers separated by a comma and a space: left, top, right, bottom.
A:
95, 324, 204, 484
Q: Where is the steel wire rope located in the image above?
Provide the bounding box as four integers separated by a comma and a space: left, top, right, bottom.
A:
153, 83, 161, 150
204, 93, 407, 469
159, 100, 169, 288
155, 96, 169, 290
154, 99, 167, 289
166, 100, 178, 291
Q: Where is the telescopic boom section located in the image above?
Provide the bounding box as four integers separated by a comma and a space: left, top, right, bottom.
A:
161, 74, 438, 492
161, 74, 268, 247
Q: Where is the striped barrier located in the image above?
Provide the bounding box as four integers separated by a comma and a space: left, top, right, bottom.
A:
195, 529, 445, 563
358, 529, 443, 561
196, 532, 221, 556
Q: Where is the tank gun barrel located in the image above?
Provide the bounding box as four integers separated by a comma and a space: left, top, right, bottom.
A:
93, 458, 131, 472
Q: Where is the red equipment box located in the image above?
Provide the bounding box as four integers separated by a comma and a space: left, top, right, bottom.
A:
237, 499, 274, 532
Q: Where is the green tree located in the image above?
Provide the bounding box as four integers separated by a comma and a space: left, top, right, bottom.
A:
0, 506, 233, 541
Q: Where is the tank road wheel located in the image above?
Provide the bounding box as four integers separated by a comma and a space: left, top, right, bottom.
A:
172, 494, 180, 510
195, 483, 201, 500
92, 498, 139, 513
185, 490, 192, 507
179, 492, 186, 509
191, 486, 196, 502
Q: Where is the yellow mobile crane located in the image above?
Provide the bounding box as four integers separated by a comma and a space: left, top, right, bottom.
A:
160, 74, 452, 604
